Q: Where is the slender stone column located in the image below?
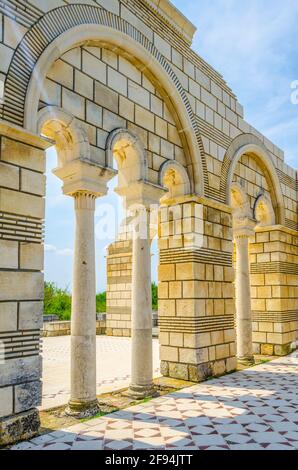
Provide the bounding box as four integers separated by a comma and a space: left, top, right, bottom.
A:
66, 191, 99, 416
53, 161, 116, 416
129, 206, 155, 398
115, 181, 165, 398
234, 218, 256, 366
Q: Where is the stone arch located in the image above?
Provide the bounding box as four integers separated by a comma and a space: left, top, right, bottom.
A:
37, 106, 90, 167
254, 193, 276, 227
106, 128, 147, 188
159, 160, 191, 200
1, 3, 206, 196
222, 134, 285, 224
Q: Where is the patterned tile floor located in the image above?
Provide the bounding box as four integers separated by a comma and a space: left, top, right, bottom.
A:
14, 352, 298, 450
41, 336, 160, 410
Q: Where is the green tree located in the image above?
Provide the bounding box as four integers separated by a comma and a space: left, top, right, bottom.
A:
152, 282, 158, 311
96, 291, 106, 313
44, 282, 72, 320
44, 282, 158, 320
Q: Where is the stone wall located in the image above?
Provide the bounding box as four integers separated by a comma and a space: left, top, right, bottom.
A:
158, 197, 237, 381
0, 0, 297, 444
42, 319, 107, 337
106, 240, 132, 337
0, 122, 49, 444
251, 227, 298, 355
0, 1, 296, 230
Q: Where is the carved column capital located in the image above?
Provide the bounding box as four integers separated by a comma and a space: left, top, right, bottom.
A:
73, 191, 96, 211
233, 217, 257, 240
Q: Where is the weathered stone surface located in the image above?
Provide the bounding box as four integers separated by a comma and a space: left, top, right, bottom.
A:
0, 161, 19, 190
0, 188, 45, 219
168, 362, 189, 381
1, 138, 45, 172
19, 301, 43, 330
0, 387, 13, 418
160, 360, 169, 377
0, 240, 18, 269
261, 343, 274, 356
0, 409, 40, 446
0, 302, 17, 332
0, 272, 44, 301
274, 344, 291, 356
189, 363, 213, 382
20, 243, 44, 271
14, 381, 42, 413
0, 356, 42, 388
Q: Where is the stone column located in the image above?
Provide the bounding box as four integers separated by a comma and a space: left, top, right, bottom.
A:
53, 160, 116, 416
66, 191, 99, 416
130, 205, 154, 397
233, 218, 256, 365
116, 181, 165, 398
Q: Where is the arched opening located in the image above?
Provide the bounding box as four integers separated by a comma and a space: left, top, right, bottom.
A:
1, 4, 205, 195
228, 147, 280, 364
11, 13, 203, 411
224, 137, 285, 225
159, 160, 191, 201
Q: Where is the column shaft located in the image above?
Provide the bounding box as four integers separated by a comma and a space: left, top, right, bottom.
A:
129, 209, 155, 398
67, 192, 99, 416
235, 235, 254, 364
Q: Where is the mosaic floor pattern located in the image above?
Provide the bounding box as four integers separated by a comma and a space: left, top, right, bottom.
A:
41, 336, 160, 410
13, 352, 298, 450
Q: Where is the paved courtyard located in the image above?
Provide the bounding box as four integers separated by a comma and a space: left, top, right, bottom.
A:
14, 353, 298, 450
41, 336, 160, 410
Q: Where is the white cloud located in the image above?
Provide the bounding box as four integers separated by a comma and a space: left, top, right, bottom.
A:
44, 244, 56, 252
173, 0, 298, 166
44, 244, 73, 257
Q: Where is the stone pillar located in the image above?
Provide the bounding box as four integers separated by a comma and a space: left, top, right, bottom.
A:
116, 181, 165, 398
233, 218, 256, 365
54, 161, 115, 416
0, 122, 51, 445
250, 226, 298, 356
66, 191, 99, 416
106, 240, 132, 337
159, 196, 237, 382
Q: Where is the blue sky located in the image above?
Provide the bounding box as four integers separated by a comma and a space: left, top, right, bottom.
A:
44, 0, 298, 292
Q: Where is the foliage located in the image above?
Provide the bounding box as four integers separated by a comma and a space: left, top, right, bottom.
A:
44, 282, 72, 321
96, 291, 106, 313
152, 282, 158, 311
44, 282, 158, 320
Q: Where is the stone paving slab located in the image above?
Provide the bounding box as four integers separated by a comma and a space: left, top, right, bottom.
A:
13, 353, 298, 450
41, 336, 160, 410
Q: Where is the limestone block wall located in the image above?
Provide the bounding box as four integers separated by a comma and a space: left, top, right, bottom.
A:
42, 319, 106, 337
106, 240, 132, 337
250, 227, 298, 355
40, 44, 188, 186
158, 197, 237, 382
0, 1, 297, 230
0, 123, 48, 441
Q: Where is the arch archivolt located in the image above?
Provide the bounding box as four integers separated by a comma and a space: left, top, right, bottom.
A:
37, 106, 91, 167
106, 128, 147, 188
2, 3, 206, 196
223, 134, 285, 225
159, 160, 191, 200
254, 193, 276, 227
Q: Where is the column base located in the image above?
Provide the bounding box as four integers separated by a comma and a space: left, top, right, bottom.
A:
0, 408, 40, 446
125, 384, 158, 400
65, 399, 100, 419
237, 356, 255, 367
